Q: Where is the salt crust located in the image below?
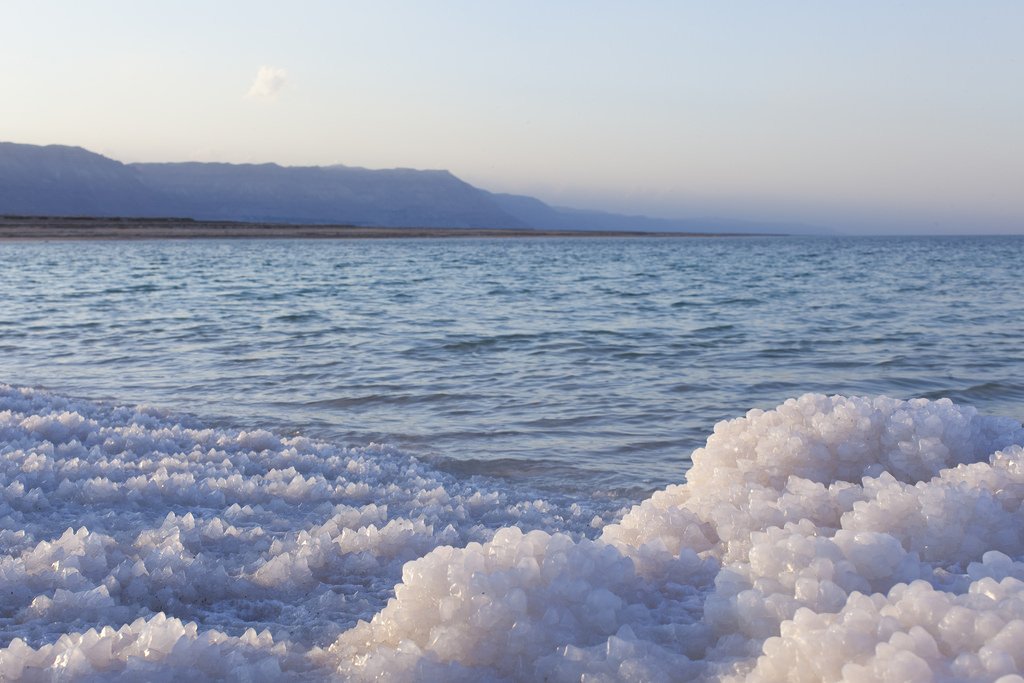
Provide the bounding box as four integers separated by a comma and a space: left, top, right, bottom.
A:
0, 384, 603, 680
2, 386, 1024, 681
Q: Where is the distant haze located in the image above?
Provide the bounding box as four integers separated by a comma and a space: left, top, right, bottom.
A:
2, 2, 1022, 234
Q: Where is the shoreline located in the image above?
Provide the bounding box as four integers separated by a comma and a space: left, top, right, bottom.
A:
0, 215, 769, 241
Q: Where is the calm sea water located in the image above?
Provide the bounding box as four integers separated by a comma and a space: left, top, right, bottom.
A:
1, 236, 1022, 497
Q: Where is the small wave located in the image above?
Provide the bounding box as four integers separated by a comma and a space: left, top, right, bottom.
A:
439, 332, 554, 352
667, 382, 716, 393
691, 323, 736, 334
304, 392, 482, 408
714, 296, 764, 306
269, 311, 326, 324
923, 381, 1024, 403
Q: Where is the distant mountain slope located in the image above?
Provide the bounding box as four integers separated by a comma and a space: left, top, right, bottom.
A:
0, 142, 814, 233
130, 163, 527, 228
0, 143, 526, 228
0, 143, 165, 217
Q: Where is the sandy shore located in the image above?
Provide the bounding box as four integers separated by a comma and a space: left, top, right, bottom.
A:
0, 216, 747, 241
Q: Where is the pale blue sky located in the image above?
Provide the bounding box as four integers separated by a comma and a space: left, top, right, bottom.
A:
3, 1, 1022, 233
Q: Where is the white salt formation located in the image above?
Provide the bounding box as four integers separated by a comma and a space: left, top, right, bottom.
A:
2, 386, 1024, 681
0, 384, 603, 680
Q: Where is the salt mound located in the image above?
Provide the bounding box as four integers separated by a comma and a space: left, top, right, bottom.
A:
329, 395, 1024, 681
3, 388, 1024, 681
0, 615, 296, 682
0, 384, 607, 678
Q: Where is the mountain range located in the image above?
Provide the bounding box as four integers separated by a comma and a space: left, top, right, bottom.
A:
0, 142, 807, 233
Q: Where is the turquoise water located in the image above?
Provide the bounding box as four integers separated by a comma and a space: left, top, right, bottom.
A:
1, 235, 1022, 497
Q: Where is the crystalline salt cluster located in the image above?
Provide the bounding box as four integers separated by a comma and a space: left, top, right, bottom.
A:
2, 386, 1024, 681
0, 384, 601, 679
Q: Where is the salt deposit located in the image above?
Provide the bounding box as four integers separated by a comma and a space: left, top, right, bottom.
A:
2, 386, 1023, 681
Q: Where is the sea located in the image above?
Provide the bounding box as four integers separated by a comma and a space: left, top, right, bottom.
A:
2, 234, 1024, 680
1, 235, 1022, 493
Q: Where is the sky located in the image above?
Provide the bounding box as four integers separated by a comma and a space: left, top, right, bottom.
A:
2, 1, 1022, 234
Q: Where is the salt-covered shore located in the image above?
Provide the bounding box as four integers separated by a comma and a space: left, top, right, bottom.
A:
2, 384, 1024, 681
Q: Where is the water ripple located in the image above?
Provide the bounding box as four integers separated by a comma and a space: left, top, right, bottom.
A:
0, 235, 1022, 493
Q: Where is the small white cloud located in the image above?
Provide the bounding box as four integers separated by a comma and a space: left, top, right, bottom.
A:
246, 66, 288, 99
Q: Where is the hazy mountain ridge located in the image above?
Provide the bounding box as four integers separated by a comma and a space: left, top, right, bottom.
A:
0, 143, 166, 217
130, 161, 525, 228
0, 142, 804, 232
